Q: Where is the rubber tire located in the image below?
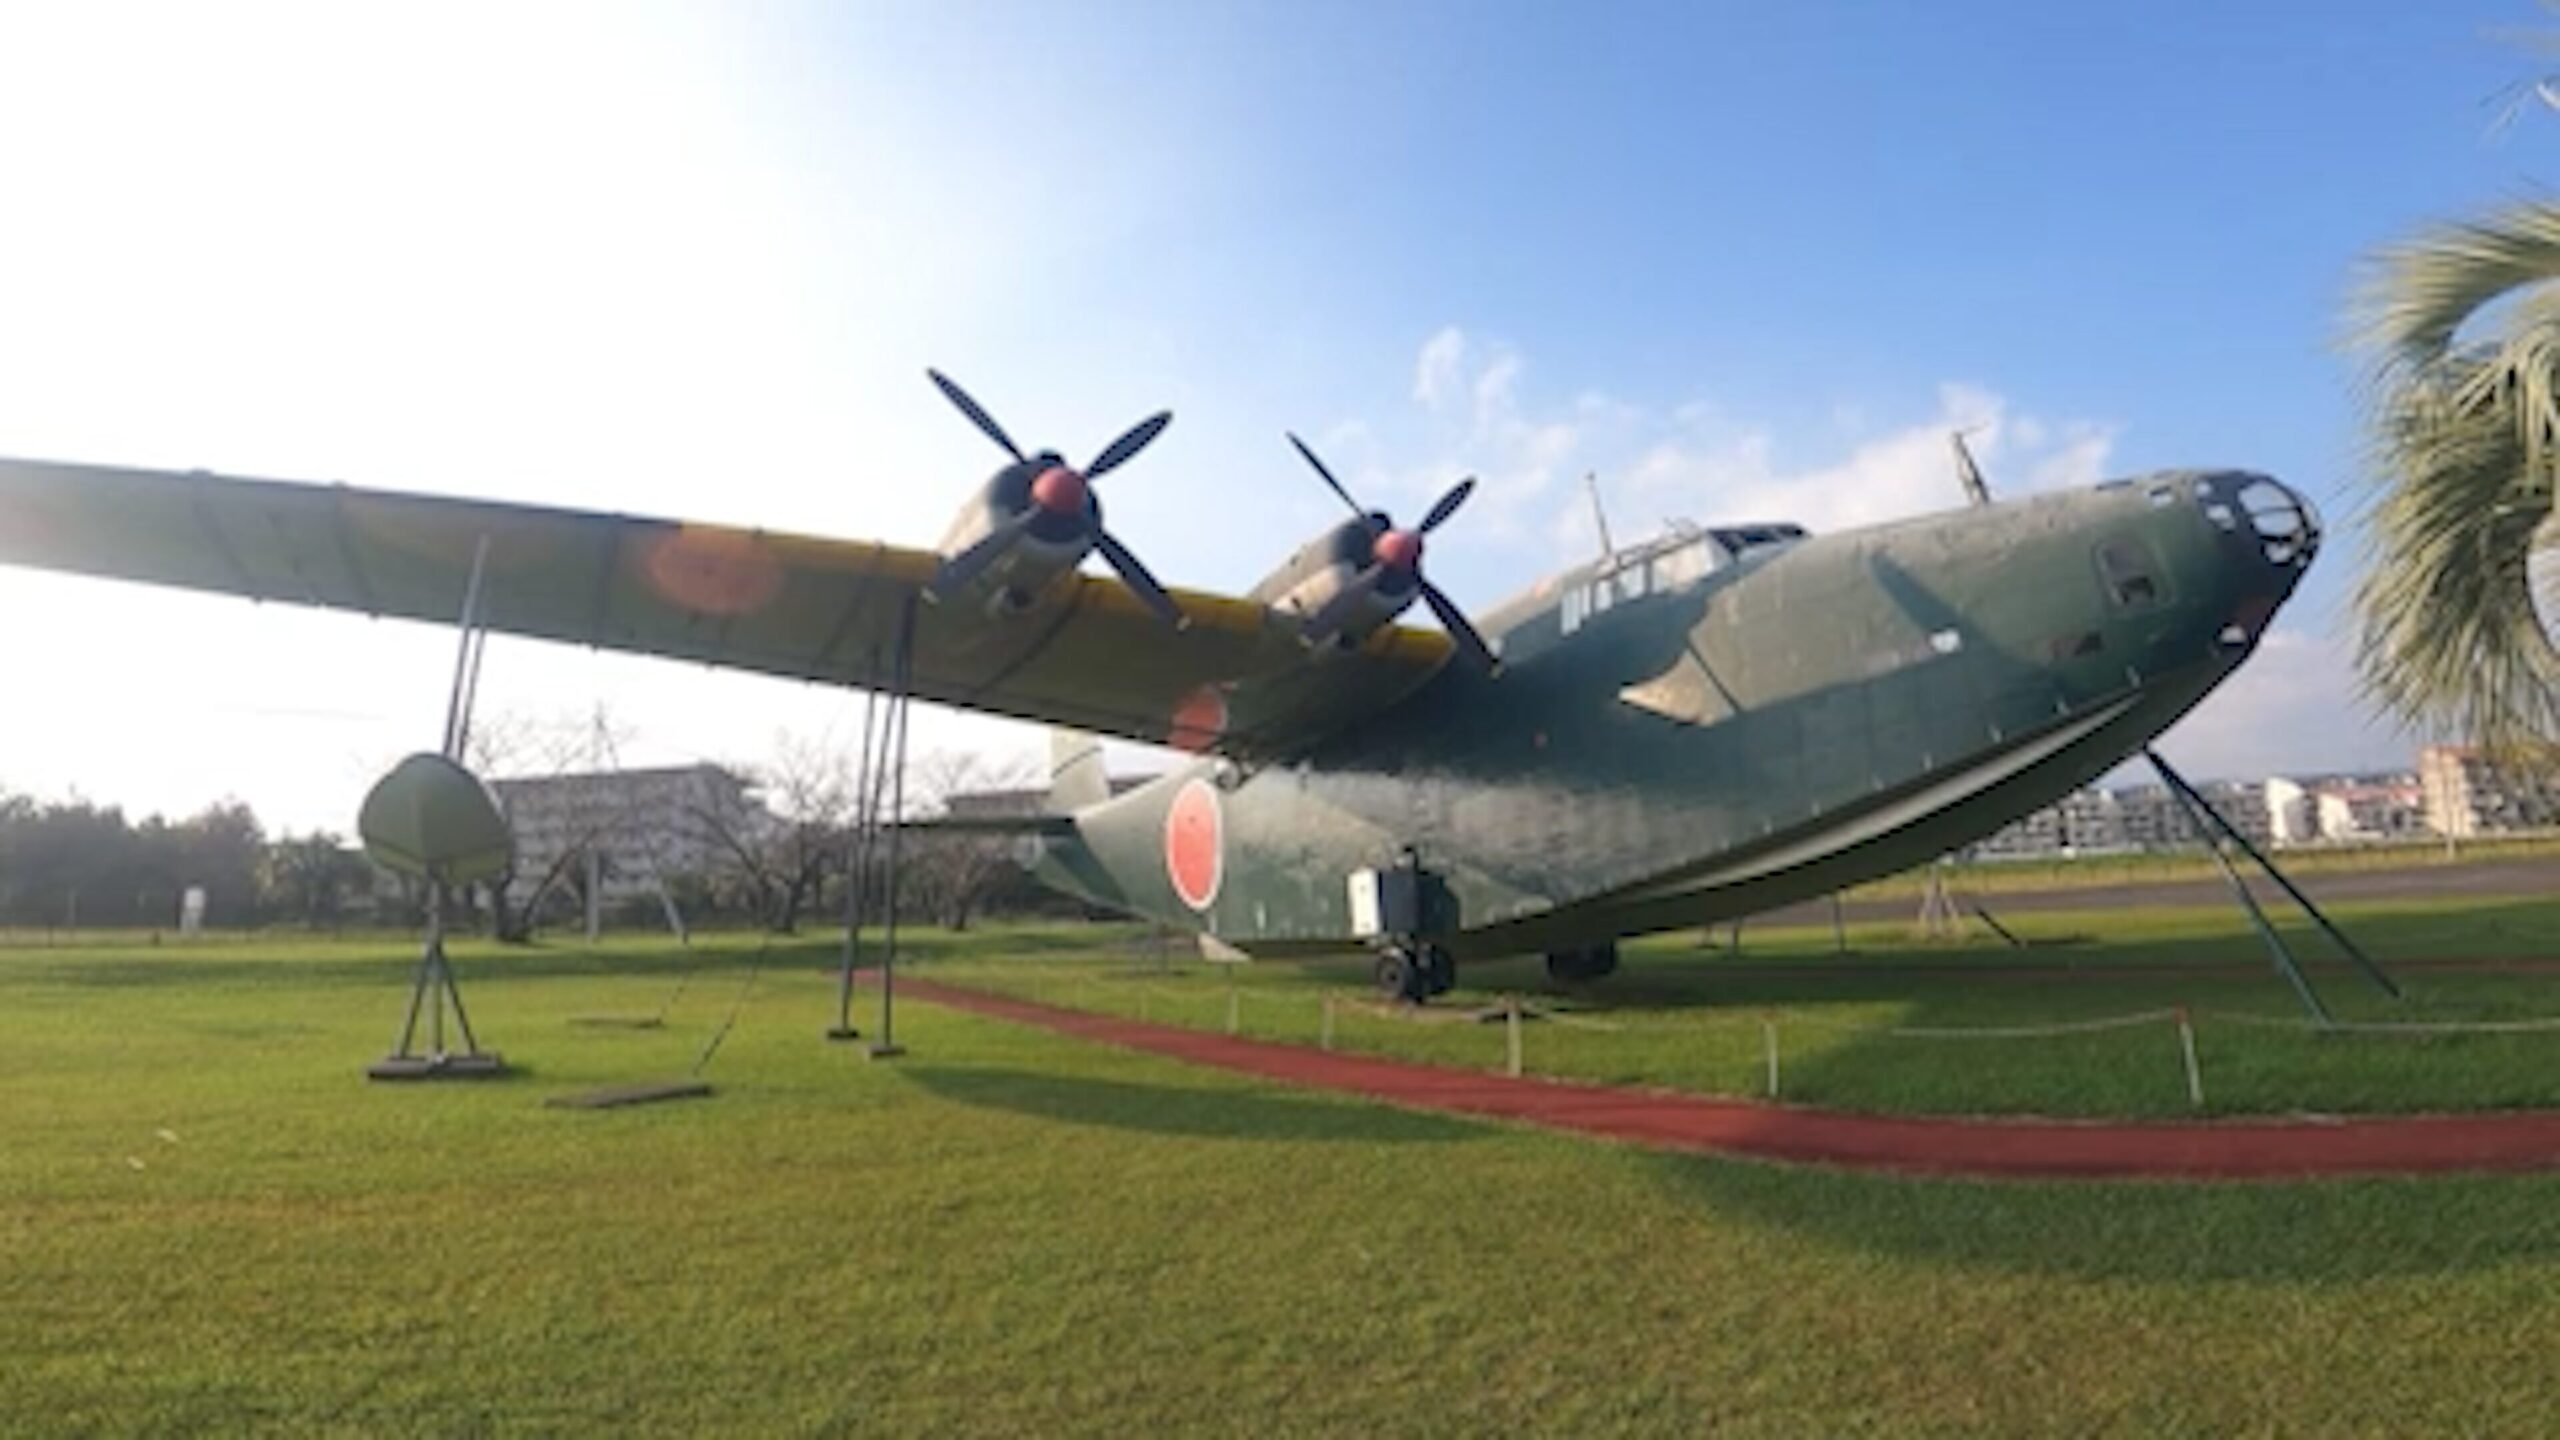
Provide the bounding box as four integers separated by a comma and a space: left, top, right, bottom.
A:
1374, 950, 1429, 1003
1420, 946, 1457, 997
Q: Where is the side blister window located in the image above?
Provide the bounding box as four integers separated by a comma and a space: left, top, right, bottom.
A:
2094, 538, 2166, 609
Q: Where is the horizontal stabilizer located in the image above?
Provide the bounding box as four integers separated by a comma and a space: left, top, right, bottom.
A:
893, 814, 1078, 837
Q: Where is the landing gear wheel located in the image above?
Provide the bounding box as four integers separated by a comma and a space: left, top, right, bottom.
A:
1374, 948, 1436, 1004
1544, 942, 1619, 985
1419, 945, 1456, 997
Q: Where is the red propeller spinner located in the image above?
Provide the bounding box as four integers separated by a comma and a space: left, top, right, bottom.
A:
1373, 526, 1423, 571
1030, 464, 1088, 516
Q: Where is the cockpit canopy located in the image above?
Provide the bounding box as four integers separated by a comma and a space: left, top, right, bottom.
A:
1478, 518, 1811, 654
1619, 521, 1809, 592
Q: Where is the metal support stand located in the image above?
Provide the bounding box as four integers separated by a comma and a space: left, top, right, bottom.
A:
831, 596, 918, 1058
827, 663, 884, 1043
2145, 748, 2401, 1022
870, 597, 917, 1060
369, 884, 505, 1079
367, 538, 507, 1081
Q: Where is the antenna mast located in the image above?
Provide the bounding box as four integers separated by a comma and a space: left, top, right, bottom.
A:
1584, 472, 1616, 561
1950, 430, 1992, 508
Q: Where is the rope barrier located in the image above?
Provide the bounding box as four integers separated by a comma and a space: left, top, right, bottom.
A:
2208, 1010, 2560, 1036
915, 958, 2560, 1127
936, 970, 2560, 1122
1822, 1008, 2182, 1041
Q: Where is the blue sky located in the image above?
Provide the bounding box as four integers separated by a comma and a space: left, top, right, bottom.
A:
0, 0, 2548, 831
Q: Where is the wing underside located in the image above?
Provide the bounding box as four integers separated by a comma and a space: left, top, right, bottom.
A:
0, 458, 1452, 757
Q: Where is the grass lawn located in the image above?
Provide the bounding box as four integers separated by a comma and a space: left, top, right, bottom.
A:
7, 923, 2560, 1433
924, 895, 2560, 1118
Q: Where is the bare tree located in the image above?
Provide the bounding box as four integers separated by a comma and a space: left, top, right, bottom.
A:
684, 733, 858, 933
898, 749, 1041, 931
464, 707, 614, 941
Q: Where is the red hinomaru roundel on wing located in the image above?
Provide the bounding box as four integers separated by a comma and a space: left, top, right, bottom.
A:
1163, 778, 1222, 911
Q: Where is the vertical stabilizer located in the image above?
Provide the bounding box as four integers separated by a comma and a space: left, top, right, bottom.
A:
1048, 729, 1110, 813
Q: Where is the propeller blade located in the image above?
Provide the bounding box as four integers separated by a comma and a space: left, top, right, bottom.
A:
1287, 432, 1368, 520
928, 368, 1026, 463
1094, 530, 1187, 628
1086, 411, 1172, 479
931, 507, 1041, 595
1418, 476, 1476, 534
1421, 578, 1500, 673
1302, 564, 1388, 641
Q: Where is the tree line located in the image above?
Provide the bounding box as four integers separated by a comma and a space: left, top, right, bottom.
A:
0, 792, 369, 930
0, 741, 1075, 936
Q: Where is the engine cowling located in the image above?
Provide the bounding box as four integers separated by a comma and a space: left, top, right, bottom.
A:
933, 457, 1101, 614
1248, 515, 1419, 651
1262, 433, 1498, 671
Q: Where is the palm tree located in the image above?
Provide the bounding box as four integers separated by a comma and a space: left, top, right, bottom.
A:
2351, 199, 2560, 758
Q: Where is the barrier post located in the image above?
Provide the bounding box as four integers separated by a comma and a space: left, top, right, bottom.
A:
1761, 1015, 1781, 1099
1225, 984, 1240, 1036
2175, 1005, 2205, 1110
1506, 996, 1523, 1078
1321, 995, 1335, 1052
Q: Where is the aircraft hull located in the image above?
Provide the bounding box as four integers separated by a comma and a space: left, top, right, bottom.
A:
1036, 471, 2312, 962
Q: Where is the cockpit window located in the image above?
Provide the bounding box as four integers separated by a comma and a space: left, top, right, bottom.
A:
1707, 523, 1808, 562
2095, 538, 2165, 609
1647, 539, 1717, 592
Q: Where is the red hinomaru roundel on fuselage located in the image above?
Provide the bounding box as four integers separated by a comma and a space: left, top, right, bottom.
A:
1163, 778, 1222, 910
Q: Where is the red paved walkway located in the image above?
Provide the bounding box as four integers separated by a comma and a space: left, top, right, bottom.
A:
901, 978, 2560, 1180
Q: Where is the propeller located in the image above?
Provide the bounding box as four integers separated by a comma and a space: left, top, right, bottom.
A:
926, 368, 1184, 627
1284, 432, 1497, 671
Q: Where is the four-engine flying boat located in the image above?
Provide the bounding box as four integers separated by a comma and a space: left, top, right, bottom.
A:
0, 372, 2321, 998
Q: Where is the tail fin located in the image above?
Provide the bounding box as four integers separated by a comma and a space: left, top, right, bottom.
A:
1048, 728, 1110, 813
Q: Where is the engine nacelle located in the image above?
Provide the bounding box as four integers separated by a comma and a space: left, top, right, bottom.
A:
932, 457, 1100, 614
1247, 515, 1419, 652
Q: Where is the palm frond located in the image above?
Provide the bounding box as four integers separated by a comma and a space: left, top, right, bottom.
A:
2351, 201, 2560, 755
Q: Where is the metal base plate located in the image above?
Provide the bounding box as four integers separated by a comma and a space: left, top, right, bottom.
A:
567, 1015, 666, 1029
864, 1043, 907, 1061
366, 1052, 508, 1081
542, 1079, 714, 1109
824, 1026, 863, 1042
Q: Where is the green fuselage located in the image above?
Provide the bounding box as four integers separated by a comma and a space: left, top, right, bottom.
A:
1035, 470, 2316, 960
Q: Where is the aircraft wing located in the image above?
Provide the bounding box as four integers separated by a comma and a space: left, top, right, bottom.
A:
0, 457, 1453, 758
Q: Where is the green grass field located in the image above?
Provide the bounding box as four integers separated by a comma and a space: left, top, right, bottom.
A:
928, 894, 2560, 1119
9, 909, 2560, 1433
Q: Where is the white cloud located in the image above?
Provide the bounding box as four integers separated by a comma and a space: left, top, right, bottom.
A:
1413, 326, 1468, 410
1472, 351, 1524, 424
1388, 329, 2124, 552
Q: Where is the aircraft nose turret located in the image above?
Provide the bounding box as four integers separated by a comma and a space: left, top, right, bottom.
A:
2190, 469, 2318, 645
2193, 470, 2318, 570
